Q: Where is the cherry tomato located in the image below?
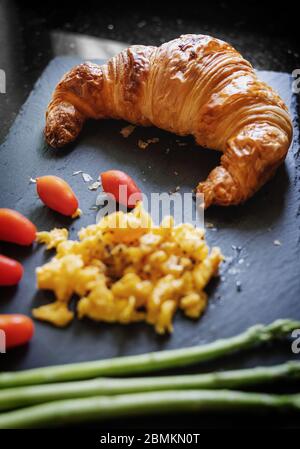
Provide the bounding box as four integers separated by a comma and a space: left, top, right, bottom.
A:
0, 209, 36, 245
0, 315, 34, 349
101, 170, 142, 208
36, 175, 79, 216
0, 255, 23, 286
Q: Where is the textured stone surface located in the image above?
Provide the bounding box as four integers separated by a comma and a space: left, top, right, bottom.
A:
0, 56, 299, 427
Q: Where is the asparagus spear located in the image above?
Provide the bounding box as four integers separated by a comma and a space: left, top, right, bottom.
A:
1, 362, 300, 412
0, 319, 298, 389
1, 389, 300, 428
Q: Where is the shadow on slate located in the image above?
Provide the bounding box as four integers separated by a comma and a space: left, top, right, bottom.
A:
0, 57, 300, 428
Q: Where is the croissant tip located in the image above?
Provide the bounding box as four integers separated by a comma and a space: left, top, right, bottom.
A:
44, 130, 65, 148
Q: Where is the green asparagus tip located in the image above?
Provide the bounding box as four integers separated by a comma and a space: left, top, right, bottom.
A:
264, 319, 300, 339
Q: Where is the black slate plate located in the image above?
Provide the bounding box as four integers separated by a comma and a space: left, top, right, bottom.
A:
0, 57, 299, 428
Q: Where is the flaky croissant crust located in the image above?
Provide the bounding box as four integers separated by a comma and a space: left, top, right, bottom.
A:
45, 34, 293, 207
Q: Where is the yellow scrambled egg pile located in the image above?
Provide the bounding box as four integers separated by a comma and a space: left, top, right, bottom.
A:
34, 203, 223, 334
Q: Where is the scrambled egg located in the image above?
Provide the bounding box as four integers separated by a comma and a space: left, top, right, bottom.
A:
34, 203, 223, 334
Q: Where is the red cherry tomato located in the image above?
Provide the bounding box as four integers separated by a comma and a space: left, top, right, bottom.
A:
36, 175, 79, 216
0, 255, 23, 286
0, 315, 34, 349
101, 170, 142, 208
0, 209, 36, 245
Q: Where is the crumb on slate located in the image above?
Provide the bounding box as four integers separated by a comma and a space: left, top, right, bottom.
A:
147, 138, 159, 144
82, 173, 93, 183
138, 138, 159, 150
120, 125, 136, 138
88, 181, 102, 191
138, 139, 149, 150
236, 280, 242, 292
169, 186, 181, 194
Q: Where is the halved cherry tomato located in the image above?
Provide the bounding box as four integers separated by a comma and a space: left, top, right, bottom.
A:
0, 314, 34, 349
0, 255, 23, 286
36, 175, 79, 216
101, 170, 142, 208
0, 209, 36, 245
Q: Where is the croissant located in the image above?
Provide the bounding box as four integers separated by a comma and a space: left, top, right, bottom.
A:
45, 34, 292, 207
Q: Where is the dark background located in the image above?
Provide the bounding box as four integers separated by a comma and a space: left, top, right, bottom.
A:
0, 0, 300, 430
